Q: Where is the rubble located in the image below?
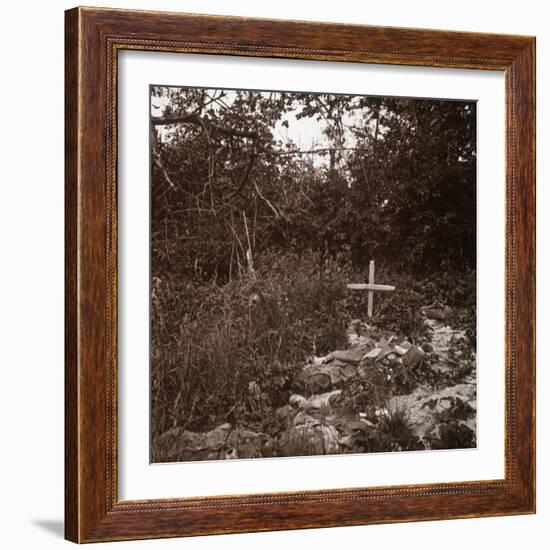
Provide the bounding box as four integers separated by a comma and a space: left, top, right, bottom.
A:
388, 383, 476, 446
280, 413, 340, 455
155, 316, 476, 461
153, 423, 271, 462
300, 362, 358, 391
346, 319, 371, 346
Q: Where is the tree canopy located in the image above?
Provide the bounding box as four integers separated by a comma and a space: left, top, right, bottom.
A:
150, 86, 476, 282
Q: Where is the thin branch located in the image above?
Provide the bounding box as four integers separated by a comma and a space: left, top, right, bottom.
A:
199, 91, 225, 112
153, 157, 176, 190
151, 113, 258, 139
151, 112, 202, 126
151, 126, 176, 190
253, 178, 280, 219
226, 221, 247, 264
242, 210, 254, 274
228, 145, 256, 198
258, 147, 371, 156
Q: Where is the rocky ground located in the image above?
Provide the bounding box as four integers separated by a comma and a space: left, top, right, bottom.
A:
154, 304, 476, 462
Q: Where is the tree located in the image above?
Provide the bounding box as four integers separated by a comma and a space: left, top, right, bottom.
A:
150, 87, 476, 282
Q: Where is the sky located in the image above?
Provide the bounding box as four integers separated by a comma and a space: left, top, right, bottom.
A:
150, 87, 362, 166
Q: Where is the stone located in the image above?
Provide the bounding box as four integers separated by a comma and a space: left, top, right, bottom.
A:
153, 423, 272, 462
300, 368, 332, 392
306, 390, 343, 408
301, 362, 358, 391
365, 347, 381, 359
388, 383, 477, 448
313, 353, 332, 365
331, 348, 365, 364
293, 411, 317, 427
280, 415, 340, 456
289, 394, 307, 409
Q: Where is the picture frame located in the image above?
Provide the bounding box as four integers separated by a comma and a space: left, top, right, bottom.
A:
65, 6, 535, 543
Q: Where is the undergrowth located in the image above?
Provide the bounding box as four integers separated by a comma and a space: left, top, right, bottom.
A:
151, 250, 476, 443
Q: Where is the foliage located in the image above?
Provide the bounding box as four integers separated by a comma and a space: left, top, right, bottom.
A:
427, 420, 476, 450
342, 406, 425, 454
377, 406, 426, 451
150, 87, 478, 445
152, 251, 352, 436
151, 247, 476, 439
151, 88, 476, 283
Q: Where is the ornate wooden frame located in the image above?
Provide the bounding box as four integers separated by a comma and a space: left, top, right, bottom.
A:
65, 6, 536, 543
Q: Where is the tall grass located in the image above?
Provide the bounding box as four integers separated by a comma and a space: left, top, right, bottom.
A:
152, 251, 353, 438
151, 250, 476, 443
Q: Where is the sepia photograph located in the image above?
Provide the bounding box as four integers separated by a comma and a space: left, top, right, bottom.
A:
150, 85, 477, 463
56, 3, 537, 544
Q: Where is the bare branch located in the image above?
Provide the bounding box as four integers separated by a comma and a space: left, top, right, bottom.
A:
258, 147, 370, 156
227, 146, 256, 198
252, 177, 280, 219
150, 126, 176, 190
152, 157, 176, 190
151, 112, 258, 139
151, 112, 203, 126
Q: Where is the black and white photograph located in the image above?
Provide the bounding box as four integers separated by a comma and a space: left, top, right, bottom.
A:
150, 85, 477, 463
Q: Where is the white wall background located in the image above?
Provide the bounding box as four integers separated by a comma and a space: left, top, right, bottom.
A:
0, 1, 546, 548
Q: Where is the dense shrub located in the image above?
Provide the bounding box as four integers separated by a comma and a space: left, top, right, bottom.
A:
151, 251, 351, 436
151, 249, 476, 439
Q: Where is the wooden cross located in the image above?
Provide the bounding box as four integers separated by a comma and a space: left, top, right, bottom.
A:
347, 260, 396, 317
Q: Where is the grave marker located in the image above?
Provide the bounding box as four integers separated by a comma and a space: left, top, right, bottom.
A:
347, 260, 396, 317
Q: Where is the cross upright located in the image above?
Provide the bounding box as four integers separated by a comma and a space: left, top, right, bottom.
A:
347, 260, 396, 317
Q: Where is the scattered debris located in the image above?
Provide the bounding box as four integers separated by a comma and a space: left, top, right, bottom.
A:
280, 414, 340, 455
154, 423, 271, 462
346, 319, 371, 346
331, 348, 365, 364
155, 314, 476, 461
394, 341, 412, 355
388, 383, 476, 447
401, 345, 425, 369
313, 353, 332, 365
289, 394, 308, 409
301, 362, 358, 391
303, 390, 344, 411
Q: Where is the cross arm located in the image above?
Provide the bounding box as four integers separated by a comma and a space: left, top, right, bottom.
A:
346, 283, 396, 291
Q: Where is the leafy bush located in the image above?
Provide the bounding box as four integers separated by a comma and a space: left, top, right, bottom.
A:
151, 248, 476, 445
152, 251, 354, 437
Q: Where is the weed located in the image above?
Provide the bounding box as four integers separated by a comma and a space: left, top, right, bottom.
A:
151, 249, 475, 455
